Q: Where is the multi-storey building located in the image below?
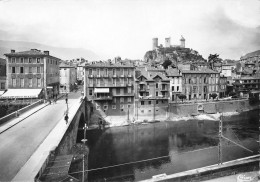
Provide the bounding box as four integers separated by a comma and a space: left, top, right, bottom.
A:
219, 75, 227, 98
233, 76, 260, 93
84, 62, 135, 120
180, 69, 220, 100
3, 49, 60, 99
166, 68, 182, 102
59, 62, 77, 93
135, 71, 170, 121
0, 58, 6, 92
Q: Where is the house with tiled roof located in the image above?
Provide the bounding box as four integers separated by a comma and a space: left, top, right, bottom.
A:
2, 49, 61, 100
135, 70, 170, 121
166, 68, 182, 102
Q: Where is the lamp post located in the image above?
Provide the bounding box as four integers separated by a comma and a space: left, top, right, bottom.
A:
81, 123, 88, 182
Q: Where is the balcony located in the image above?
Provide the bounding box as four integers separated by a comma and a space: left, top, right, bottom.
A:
112, 75, 117, 78
88, 75, 93, 78
127, 75, 132, 78
93, 96, 113, 101
120, 75, 125, 78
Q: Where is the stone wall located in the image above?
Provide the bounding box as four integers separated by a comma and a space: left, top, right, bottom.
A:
55, 99, 86, 155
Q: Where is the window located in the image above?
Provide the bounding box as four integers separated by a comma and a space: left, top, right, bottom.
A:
36, 78, 41, 87
1, 83, 5, 89
20, 78, 24, 87
29, 67, 32, 73
28, 78, 33, 87
177, 86, 179, 91
120, 104, 124, 109
156, 91, 158, 96
113, 78, 116, 85
156, 83, 158, 88
103, 105, 108, 110
97, 69, 100, 76
20, 67, 24, 73
172, 86, 174, 91
127, 87, 131, 94
156, 100, 158, 104
12, 78, 16, 87
112, 105, 116, 109
113, 69, 115, 75
89, 89, 93, 96
29, 58, 32, 63
36, 58, 40, 63
20, 58, 24, 63
12, 67, 15, 73
120, 97, 124, 103
127, 97, 131, 103
11, 58, 15, 63
149, 110, 151, 112
89, 69, 92, 75
97, 79, 100, 86
128, 104, 131, 108
105, 69, 108, 76
148, 101, 151, 105
37, 67, 40, 73
141, 110, 144, 113
141, 101, 144, 105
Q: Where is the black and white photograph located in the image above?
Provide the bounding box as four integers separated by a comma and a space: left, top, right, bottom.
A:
0, 0, 259, 181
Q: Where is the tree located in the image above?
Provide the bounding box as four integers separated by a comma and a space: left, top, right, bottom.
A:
178, 94, 187, 102
210, 93, 218, 100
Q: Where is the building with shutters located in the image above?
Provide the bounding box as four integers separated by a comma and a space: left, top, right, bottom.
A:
84, 62, 135, 121
3, 49, 60, 99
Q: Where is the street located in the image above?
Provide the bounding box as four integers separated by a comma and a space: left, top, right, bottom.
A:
0, 91, 82, 181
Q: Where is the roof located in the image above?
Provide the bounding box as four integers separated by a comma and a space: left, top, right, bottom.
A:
181, 68, 218, 74
0, 89, 42, 98
166, 68, 181, 77
85, 62, 134, 68
4, 49, 61, 60
59, 62, 75, 68
234, 76, 260, 80
137, 71, 170, 81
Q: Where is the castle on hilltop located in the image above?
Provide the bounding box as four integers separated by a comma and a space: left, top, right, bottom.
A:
152, 36, 185, 50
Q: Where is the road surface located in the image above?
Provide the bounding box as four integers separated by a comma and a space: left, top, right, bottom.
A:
0, 91, 81, 181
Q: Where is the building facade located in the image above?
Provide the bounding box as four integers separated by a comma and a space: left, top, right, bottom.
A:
85, 62, 135, 120
180, 69, 220, 100
135, 71, 170, 121
4, 49, 60, 99
0, 58, 6, 91
59, 62, 77, 93
219, 75, 227, 98
166, 68, 182, 102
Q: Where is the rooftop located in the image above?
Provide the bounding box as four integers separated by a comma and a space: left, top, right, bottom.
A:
166, 68, 181, 77
4, 49, 60, 60
85, 62, 134, 68
180, 68, 218, 74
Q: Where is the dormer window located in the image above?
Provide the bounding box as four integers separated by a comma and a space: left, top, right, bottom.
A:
20, 58, 24, 63
11, 58, 15, 63
29, 58, 32, 63
36, 58, 40, 63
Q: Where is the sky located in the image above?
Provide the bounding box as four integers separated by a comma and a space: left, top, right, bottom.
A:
0, 0, 259, 60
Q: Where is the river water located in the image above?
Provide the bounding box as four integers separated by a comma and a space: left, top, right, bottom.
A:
77, 110, 259, 181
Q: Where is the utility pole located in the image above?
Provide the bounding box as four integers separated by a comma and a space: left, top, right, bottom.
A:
81, 123, 88, 182
218, 113, 223, 165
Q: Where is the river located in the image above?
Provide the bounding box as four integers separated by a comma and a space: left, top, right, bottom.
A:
76, 110, 259, 181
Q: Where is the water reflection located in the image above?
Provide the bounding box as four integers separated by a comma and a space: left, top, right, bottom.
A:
77, 110, 259, 181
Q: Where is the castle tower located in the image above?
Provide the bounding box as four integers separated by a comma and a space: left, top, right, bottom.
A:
180, 36, 185, 48
152, 38, 158, 50
165, 37, 171, 48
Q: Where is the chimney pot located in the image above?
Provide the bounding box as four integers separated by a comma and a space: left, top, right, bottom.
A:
44, 51, 49, 55
11, 49, 15, 53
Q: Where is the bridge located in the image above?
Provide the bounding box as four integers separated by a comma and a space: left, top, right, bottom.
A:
0, 90, 88, 181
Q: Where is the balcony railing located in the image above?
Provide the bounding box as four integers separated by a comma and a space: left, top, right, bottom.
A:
93, 96, 113, 101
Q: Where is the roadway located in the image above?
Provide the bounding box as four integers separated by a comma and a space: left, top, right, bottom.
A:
0, 91, 82, 181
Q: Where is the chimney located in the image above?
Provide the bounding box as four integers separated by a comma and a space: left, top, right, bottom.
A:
43, 51, 49, 55
11, 50, 15, 53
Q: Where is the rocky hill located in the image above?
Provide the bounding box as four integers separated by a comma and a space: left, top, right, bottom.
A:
144, 46, 206, 68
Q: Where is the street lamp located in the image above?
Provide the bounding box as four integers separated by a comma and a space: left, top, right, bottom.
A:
81, 123, 88, 182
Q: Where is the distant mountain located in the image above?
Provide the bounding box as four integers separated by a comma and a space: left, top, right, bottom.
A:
241, 50, 260, 59
0, 40, 100, 61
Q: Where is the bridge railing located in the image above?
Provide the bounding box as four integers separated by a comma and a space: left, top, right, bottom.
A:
0, 99, 44, 125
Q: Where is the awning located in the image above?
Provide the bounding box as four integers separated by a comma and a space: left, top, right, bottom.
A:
0, 89, 42, 99
94, 88, 109, 93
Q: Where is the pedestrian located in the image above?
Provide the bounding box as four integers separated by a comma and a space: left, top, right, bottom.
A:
49, 99, 51, 105
65, 98, 68, 104
64, 114, 69, 124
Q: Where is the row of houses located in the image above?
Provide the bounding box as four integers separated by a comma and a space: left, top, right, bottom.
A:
0, 49, 80, 100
